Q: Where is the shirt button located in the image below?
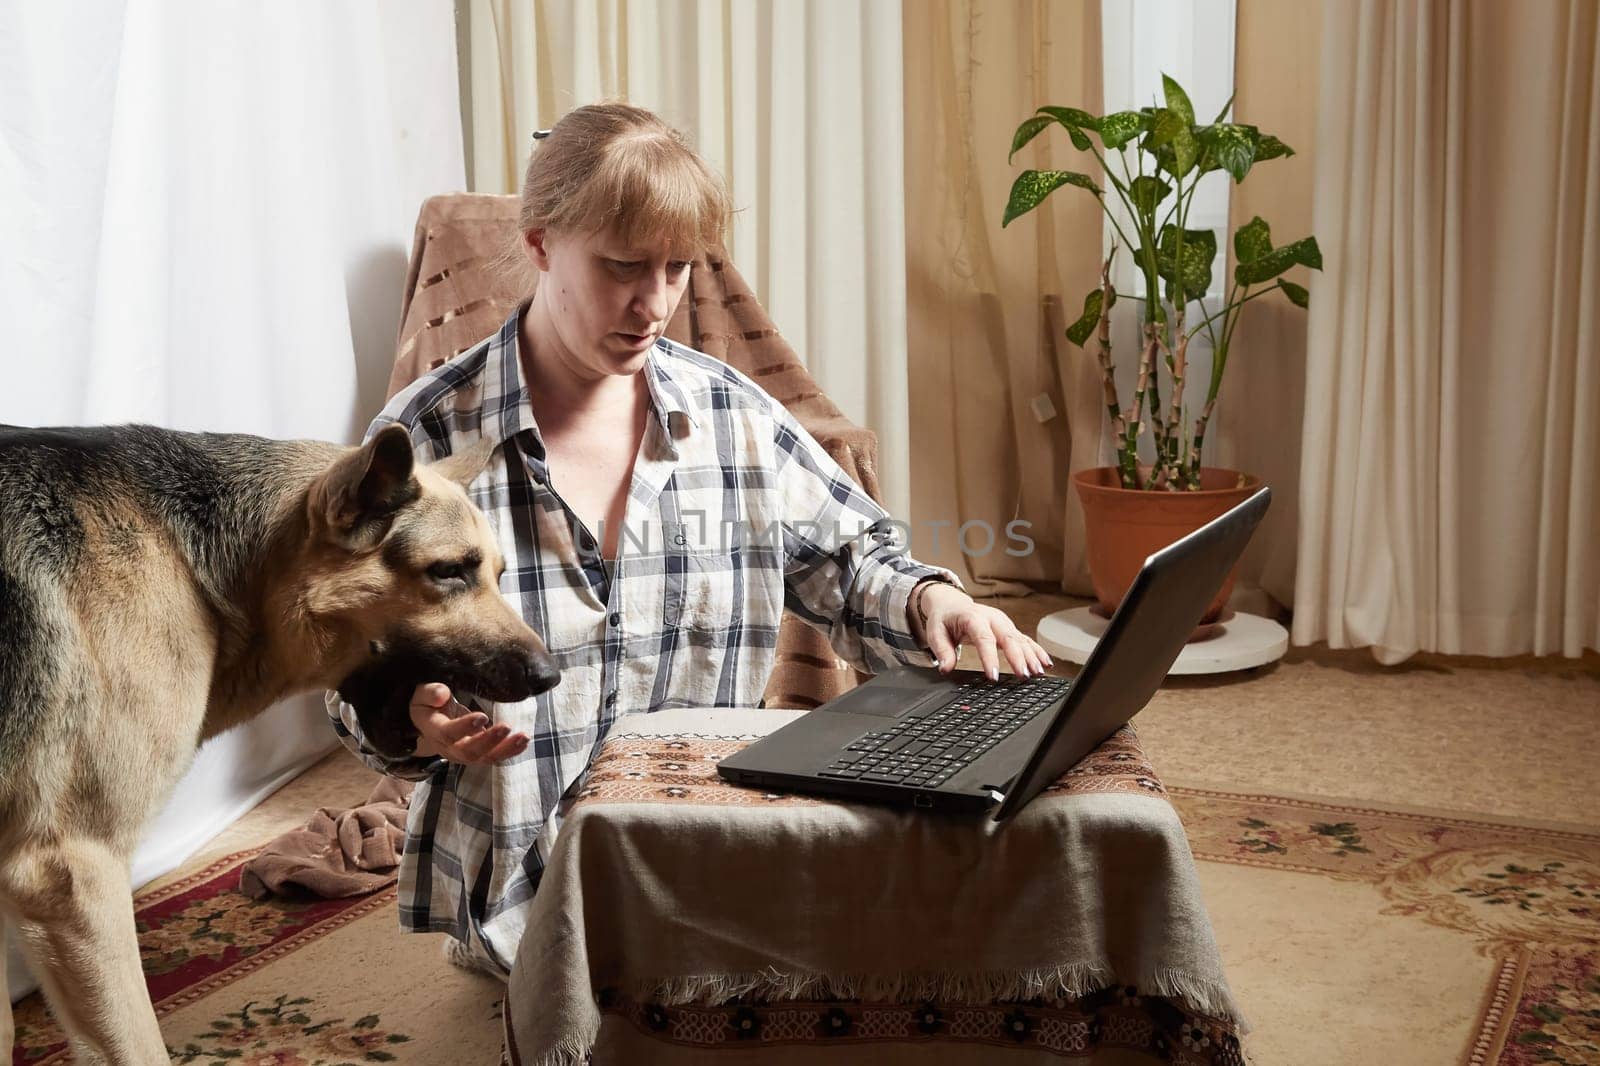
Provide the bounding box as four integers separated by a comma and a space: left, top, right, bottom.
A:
609, 611, 622, 627
605, 691, 619, 708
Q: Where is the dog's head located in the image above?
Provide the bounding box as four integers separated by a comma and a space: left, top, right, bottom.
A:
300, 424, 560, 757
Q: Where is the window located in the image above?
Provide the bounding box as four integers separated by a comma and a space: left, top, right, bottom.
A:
1099, 0, 1238, 458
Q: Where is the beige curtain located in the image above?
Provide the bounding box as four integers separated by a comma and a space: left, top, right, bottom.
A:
459, 0, 915, 518
904, 0, 1105, 594
1296, 0, 1600, 661
1209, 0, 1324, 617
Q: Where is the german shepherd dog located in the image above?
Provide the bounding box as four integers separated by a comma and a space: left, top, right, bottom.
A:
0, 423, 560, 1064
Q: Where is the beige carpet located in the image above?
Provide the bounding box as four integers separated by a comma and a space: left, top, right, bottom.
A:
9, 592, 1598, 1065
993, 593, 1600, 826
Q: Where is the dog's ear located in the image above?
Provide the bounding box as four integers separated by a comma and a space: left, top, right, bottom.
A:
427, 437, 497, 490
311, 424, 420, 551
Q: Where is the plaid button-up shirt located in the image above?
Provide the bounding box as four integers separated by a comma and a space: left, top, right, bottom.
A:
329, 305, 958, 973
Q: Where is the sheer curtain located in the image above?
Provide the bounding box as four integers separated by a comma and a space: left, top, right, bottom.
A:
1, 0, 464, 999
1211, 0, 1324, 615
1295, 0, 1599, 661
461, 0, 914, 518
903, 0, 1105, 593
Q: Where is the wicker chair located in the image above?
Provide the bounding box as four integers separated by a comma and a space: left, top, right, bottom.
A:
390, 193, 878, 709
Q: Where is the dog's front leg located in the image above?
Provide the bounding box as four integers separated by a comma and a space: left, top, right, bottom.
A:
1, 909, 14, 1057
3, 838, 168, 1065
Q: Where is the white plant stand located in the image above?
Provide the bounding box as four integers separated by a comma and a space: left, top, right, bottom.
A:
1037, 605, 1288, 675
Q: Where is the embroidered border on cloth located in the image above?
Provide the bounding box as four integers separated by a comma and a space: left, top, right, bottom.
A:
597, 985, 1244, 1063
567, 725, 1165, 810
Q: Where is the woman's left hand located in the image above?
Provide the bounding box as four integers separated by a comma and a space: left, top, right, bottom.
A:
914, 582, 1055, 681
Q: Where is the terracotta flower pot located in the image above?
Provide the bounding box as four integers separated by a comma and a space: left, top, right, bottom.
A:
1073, 466, 1262, 629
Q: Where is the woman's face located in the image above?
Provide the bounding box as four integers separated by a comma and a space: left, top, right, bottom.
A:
525, 225, 694, 378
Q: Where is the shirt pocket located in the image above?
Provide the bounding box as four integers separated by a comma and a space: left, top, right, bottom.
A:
663, 541, 787, 632
663, 547, 739, 633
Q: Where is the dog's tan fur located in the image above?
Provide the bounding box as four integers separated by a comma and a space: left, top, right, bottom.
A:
0, 425, 555, 1064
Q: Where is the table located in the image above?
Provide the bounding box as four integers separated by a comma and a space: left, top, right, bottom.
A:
502, 708, 1246, 1065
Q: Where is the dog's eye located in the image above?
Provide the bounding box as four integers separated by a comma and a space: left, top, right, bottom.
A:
427, 561, 467, 583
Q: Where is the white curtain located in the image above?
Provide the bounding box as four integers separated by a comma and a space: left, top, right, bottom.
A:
462, 0, 913, 518
1295, 0, 1600, 661
1, 0, 465, 1000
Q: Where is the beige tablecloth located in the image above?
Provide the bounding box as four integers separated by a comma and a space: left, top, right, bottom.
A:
503, 709, 1245, 1065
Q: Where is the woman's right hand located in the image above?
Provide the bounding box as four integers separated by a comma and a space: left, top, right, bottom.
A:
409, 683, 530, 764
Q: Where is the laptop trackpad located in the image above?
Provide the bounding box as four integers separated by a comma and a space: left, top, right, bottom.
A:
842, 686, 944, 718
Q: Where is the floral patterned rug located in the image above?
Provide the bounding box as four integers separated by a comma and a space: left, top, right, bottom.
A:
7, 851, 506, 1066
1171, 788, 1600, 1064
8, 784, 1597, 1064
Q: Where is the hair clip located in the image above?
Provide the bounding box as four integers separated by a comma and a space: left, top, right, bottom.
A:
531, 129, 552, 141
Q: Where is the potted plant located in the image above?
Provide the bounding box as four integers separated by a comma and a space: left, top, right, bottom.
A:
1003, 74, 1321, 626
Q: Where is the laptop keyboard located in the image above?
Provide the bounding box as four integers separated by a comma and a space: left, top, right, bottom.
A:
818, 675, 1072, 789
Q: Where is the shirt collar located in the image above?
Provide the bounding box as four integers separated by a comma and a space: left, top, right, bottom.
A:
482, 305, 542, 450
482, 303, 700, 454
643, 341, 701, 438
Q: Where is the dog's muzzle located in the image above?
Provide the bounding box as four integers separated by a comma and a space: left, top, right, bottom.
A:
336, 643, 561, 760
473, 647, 561, 704
525, 654, 561, 697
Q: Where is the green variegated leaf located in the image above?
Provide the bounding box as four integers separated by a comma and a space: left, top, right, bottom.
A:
1037, 106, 1098, 131
1169, 126, 1199, 176
1146, 139, 1172, 174
1097, 110, 1146, 149
1147, 107, 1186, 149
1037, 106, 1097, 150
1162, 74, 1195, 124
1212, 91, 1236, 124
1129, 175, 1171, 216
1001, 169, 1102, 226
1009, 114, 1055, 163
1234, 236, 1322, 285
1298, 237, 1324, 269
1233, 216, 1273, 264
1278, 278, 1310, 307
1157, 225, 1217, 302
1197, 123, 1260, 182
1255, 134, 1295, 161
1146, 126, 1199, 177
1064, 288, 1106, 347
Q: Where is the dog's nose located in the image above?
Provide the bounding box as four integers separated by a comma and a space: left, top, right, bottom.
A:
526, 656, 561, 695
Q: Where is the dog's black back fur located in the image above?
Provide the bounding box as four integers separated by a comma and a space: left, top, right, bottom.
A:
0, 424, 324, 769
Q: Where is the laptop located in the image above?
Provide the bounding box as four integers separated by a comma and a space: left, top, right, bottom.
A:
717, 486, 1271, 820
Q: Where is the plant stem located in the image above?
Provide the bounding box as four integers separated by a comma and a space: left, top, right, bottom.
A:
1095, 258, 1125, 435
1166, 298, 1190, 487
1083, 141, 1143, 245
1157, 175, 1200, 243
1094, 149, 1144, 265
1186, 284, 1272, 339
1158, 168, 1200, 488
1189, 283, 1256, 487
1190, 397, 1218, 490
1127, 322, 1161, 490
1125, 158, 1168, 481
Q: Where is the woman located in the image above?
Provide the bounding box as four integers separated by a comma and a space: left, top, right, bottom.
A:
330, 102, 1053, 977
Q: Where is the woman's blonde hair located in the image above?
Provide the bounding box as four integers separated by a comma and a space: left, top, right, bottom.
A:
518, 102, 731, 257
